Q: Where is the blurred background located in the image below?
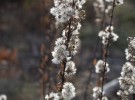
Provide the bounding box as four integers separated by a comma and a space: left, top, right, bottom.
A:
0, 0, 135, 100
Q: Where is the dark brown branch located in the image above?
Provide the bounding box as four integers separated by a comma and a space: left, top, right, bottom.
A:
58, 19, 73, 92
83, 0, 108, 99
100, 0, 116, 99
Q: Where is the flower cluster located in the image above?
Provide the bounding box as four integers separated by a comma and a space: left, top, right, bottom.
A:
125, 37, 135, 62
117, 90, 129, 100
93, 87, 108, 100
45, 92, 60, 100
62, 82, 76, 100
93, 0, 124, 99
95, 60, 110, 74
51, 0, 86, 64
118, 37, 135, 98
45, 82, 76, 100
46, 0, 86, 99
65, 61, 77, 77
98, 26, 119, 46
50, 0, 86, 24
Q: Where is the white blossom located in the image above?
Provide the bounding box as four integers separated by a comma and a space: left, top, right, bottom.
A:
93, 87, 102, 99
52, 45, 69, 64
120, 62, 135, 77
125, 37, 135, 61
50, 5, 76, 23
116, 0, 124, 5
45, 92, 60, 100
55, 37, 66, 46
98, 26, 119, 45
105, 5, 112, 14
95, 60, 110, 74
130, 37, 135, 49
117, 90, 129, 100
50, 0, 86, 23
65, 61, 77, 76
0, 95, 7, 100
68, 36, 81, 55
93, 87, 108, 100
118, 36, 135, 97
62, 82, 76, 100
50, 0, 85, 99
101, 96, 108, 100
125, 49, 135, 62
119, 77, 133, 91
119, 75, 135, 94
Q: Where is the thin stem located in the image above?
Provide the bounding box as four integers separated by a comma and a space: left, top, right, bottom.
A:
83, 1, 108, 99
110, 0, 116, 27
100, 0, 116, 99
58, 19, 72, 92
100, 43, 109, 100
60, 60, 66, 91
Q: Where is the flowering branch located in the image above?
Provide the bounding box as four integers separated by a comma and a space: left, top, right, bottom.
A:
45, 0, 86, 99
93, 0, 124, 100
84, 0, 109, 99
117, 37, 135, 100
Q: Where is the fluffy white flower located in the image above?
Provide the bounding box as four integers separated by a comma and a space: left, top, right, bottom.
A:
68, 36, 81, 55
116, 0, 124, 5
111, 32, 119, 41
52, 45, 69, 64
72, 30, 79, 35
62, 82, 76, 100
95, 60, 110, 74
98, 26, 119, 45
105, 26, 119, 42
129, 37, 135, 49
50, 0, 86, 23
105, 5, 112, 14
50, 4, 75, 23
0, 95, 7, 100
93, 87, 102, 99
65, 61, 76, 76
118, 36, 135, 96
71, 23, 81, 35
98, 31, 110, 45
119, 77, 135, 93
55, 37, 66, 46
125, 37, 135, 61
45, 92, 60, 100
117, 90, 129, 100
101, 96, 108, 100
125, 49, 132, 61
77, 22, 82, 30
77, 0, 86, 8
121, 62, 134, 77
54, 0, 61, 6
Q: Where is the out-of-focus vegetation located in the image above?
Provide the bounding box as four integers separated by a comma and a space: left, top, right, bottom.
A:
0, 0, 135, 100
